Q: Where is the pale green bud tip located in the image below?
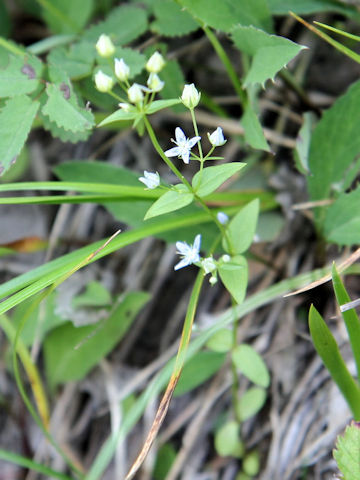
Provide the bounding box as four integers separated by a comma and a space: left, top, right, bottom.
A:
146, 51, 165, 73
94, 70, 114, 92
147, 73, 164, 92
114, 58, 130, 82
128, 83, 144, 104
181, 83, 201, 109
96, 34, 115, 57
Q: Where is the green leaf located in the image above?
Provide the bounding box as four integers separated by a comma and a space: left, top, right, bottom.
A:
178, 0, 272, 32
218, 255, 248, 305
294, 112, 315, 175
231, 26, 305, 87
332, 265, 360, 379
222, 199, 259, 254
192, 163, 246, 197
214, 421, 241, 457
333, 422, 360, 480
153, 444, 176, 480
39, 109, 92, 142
308, 305, 360, 420
241, 102, 270, 151
144, 185, 194, 220
47, 42, 95, 79
0, 95, 39, 177
83, 5, 148, 44
44, 291, 149, 387
255, 211, 284, 242
0, 1, 11, 37
269, 0, 360, 17
308, 80, 360, 211
151, 0, 199, 37
232, 343, 270, 387
243, 451, 260, 476
42, 81, 95, 133
72, 281, 111, 309
41, 0, 95, 34
146, 99, 182, 114
206, 328, 233, 353
0, 54, 43, 97
236, 387, 267, 421
324, 186, 360, 246
97, 46, 146, 79
174, 351, 226, 397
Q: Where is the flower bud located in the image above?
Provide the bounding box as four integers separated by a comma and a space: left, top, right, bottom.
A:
96, 34, 115, 58
114, 58, 130, 82
128, 83, 144, 104
209, 276, 218, 285
201, 257, 217, 275
139, 171, 160, 189
216, 211, 229, 224
208, 127, 227, 147
146, 51, 165, 73
118, 102, 131, 112
147, 73, 164, 92
222, 254, 231, 263
181, 83, 201, 109
94, 70, 114, 93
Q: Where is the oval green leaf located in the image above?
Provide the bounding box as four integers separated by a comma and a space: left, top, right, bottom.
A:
232, 343, 270, 387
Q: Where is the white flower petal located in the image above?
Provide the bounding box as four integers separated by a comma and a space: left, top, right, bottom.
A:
188, 136, 201, 149
175, 127, 186, 143
165, 146, 181, 157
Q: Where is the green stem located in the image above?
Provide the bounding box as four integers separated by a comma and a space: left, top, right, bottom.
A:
0, 37, 25, 57
190, 108, 204, 167
203, 26, 246, 105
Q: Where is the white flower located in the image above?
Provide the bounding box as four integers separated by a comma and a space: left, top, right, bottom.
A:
146, 51, 165, 73
94, 70, 114, 92
128, 83, 144, 104
209, 276, 218, 285
174, 234, 201, 271
118, 102, 131, 112
139, 171, 160, 189
115, 58, 130, 82
222, 254, 231, 263
181, 83, 201, 109
208, 127, 227, 147
165, 127, 201, 164
217, 211, 229, 224
96, 34, 115, 58
201, 257, 217, 275
147, 73, 164, 92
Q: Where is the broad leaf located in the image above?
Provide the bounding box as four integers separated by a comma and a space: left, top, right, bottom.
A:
241, 102, 270, 151
192, 163, 246, 197
218, 255, 248, 305
0, 54, 43, 97
236, 387, 267, 421
324, 186, 360, 246
231, 26, 305, 87
173, 351, 226, 397
146, 99, 182, 114
98, 107, 139, 127
206, 328, 233, 353
47, 42, 95, 79
222, 199, 259, 254
144, 185, 194, 220
42, 0, 95, 34
42, 81, 95, 133
83, 5, 148, 44
215, 421, 243, 457
151, 0, 199, 37
334, 422, 360, 480
44, 291, 149, 387
40, 110, 92, 142
0, 95, 39, 176
232, 343, 270, 387
178, 0, 272, 32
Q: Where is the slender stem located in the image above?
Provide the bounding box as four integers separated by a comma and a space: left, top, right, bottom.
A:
190, 108, 204, 167
203, 26, 246, 105
108, 90, 127, 104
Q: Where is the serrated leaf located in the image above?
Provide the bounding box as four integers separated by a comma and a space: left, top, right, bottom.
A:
83, 5, 148, 44
222, 199, 259, 254
232, 343, 270, 387
241, 103, 270, 151
151, 0, 199, 37
47, 42, 94, 79
144, 185, 194, 220
173, 351, 226, 397
97, 46, 146, 79
324, 186, 360, 246
0, 54, 42, 97
192, 163, 246, 197
308, 80, 360, 214
236, 387, 267, 421
218, 255, 248, 305
146, 99, 182, 114
42, 82, 95, 133
42, 0, 94, 34
231, 26, 305, 86
44, 291, 149, 387
333, 422, 360, 480
0, 95, 39, 176
40, 110, 91, 143
178, 0, 272, 32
